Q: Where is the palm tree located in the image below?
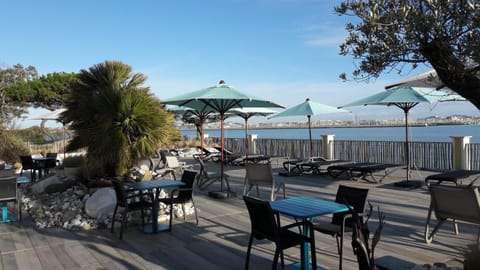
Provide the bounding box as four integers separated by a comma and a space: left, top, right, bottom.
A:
62, 61, 176, 176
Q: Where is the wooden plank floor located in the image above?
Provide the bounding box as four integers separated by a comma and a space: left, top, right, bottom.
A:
0, 157, 474, 269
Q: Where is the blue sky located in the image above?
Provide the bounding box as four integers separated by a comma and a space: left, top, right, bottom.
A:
3, 0, 479, 128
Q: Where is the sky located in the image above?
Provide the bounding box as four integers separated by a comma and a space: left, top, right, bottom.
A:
3, 0, 479, 128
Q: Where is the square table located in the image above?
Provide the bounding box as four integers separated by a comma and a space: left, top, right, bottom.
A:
270, 197, 349, 270
125, 179, 185, 233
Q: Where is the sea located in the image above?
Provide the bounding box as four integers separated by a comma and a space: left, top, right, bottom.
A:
180, 124, 480, 143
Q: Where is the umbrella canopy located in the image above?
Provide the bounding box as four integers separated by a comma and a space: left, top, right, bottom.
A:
163, 80, 284, 196
269, 98, 348, 157
340, 87, 433, 187
228, 107, 278, 157
385, 69, 446, 90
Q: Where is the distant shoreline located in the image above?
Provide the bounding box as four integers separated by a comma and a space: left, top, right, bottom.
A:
178, 122, 471, 131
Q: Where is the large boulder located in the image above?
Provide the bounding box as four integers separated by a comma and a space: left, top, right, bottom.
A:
84, 187, 116, 219
31, 175, 71, 194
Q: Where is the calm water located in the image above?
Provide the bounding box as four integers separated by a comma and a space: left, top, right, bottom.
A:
181, 125, 480, 143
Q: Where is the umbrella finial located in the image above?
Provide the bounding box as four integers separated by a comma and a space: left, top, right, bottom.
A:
306, 98, 310, 102
219, 80, 225, 85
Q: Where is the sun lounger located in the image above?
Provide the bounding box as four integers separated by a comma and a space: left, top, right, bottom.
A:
327, 162, 403, 183
297, 159, 350, 175
280, 156, 327, 176
213, 147, 243, 165
425, 170, 480, 186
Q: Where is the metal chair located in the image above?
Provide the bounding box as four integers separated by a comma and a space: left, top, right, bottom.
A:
243, 162, 286, 201
243, 195, 317, 270
0, 176, 21, 222
158, 170, 199, 231
111, 180, 154, 239
425, 184, 480, 245
313, 185, 369, 270
20, 155, 39, 181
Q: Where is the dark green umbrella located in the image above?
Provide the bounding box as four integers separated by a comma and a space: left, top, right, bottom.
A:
229, 107, 278, 158
163, 81, 284, 198
269, 98, 348, 158
340, 87, 436, 187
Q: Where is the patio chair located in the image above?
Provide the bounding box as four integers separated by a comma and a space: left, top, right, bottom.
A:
165, 156, 193, 177
20, 155, 40, 181
425, 184, 480, 245
243, 196, 317, 270
158, 170, 199, 231
0, 176, 21, 222
194, 155, 229, 191
313, 185, 369, 270
243, 162, 286, 201
111, 180, 154, 240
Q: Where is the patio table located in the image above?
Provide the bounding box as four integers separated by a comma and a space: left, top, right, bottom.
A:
270, 196, 349, 270
33, 157, 56, 178
125, 179, 185, 233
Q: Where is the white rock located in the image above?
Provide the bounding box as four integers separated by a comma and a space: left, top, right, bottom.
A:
84, 187, 116, 219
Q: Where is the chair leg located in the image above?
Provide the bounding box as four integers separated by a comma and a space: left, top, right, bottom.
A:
191, 198, 199, 225
111, 205, 118, 233
310, 239, 317, 270
272, 247, 280, 270
169, 202, 174, 231
337, 233, 344, 270
245, 236, 254, 270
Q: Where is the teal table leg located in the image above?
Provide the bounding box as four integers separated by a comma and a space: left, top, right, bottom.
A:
2, 203, 7, 221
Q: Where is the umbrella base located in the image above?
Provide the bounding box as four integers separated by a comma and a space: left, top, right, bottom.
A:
208, 190, 236, 199
394, 180, 423, 188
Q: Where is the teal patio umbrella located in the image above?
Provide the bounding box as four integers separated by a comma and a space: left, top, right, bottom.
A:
229, 107, 278, 158
162, 80, 284, 198
269, 98, 348, 157
340, 86, 437, 187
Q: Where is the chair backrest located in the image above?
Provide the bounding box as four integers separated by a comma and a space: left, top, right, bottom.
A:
332, 185, 369, 227
20, 155, 34, 169
112, 180, 128, 208
0, 176, 18, 202
46, 153, 58, 167
177, 170, 198, 200
166, 156, 180, 168
245, 163, 275, 188
243, 196, 278, 241
429, 184, 480, 223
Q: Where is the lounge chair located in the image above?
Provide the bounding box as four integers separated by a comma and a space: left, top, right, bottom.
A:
213, 146, 243, 164
425, 170, 480, 186
327, 162, 403, 183
196, 146, 221, 162
425, 183, 480, 245
193, 154, 230, 192
280, 156, 326, 176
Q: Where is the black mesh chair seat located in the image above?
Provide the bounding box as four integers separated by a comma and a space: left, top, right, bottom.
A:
243, 195, 317, 270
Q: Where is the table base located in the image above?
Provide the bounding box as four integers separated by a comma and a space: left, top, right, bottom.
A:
1, 204, 16, 223
282, 262, 326, 270
208, 190, 236, 199
139, 223, 171, 234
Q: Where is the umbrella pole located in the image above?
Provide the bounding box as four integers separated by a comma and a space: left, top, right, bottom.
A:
245, 118, 249, 159
220, 114, 225, 191
308, 115, 313, 157
404, 110, 410, 181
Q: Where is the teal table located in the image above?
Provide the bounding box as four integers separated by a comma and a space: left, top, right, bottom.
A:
125, 179, 185, 233
270, 197, 349, 270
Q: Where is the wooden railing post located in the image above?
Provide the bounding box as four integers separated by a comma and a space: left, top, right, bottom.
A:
321, 135, 335, 160
451, 136, 471, 170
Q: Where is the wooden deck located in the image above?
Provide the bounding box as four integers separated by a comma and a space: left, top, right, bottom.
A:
0, 158, 475, 269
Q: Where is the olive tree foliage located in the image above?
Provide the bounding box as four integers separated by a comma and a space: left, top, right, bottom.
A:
336, 0, 480, 109
0, 64, 39, 128
62, 61, 178, 176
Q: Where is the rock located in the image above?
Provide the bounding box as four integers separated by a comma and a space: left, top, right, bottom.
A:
84, 187, 116, 219
30, 175, 64, 194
